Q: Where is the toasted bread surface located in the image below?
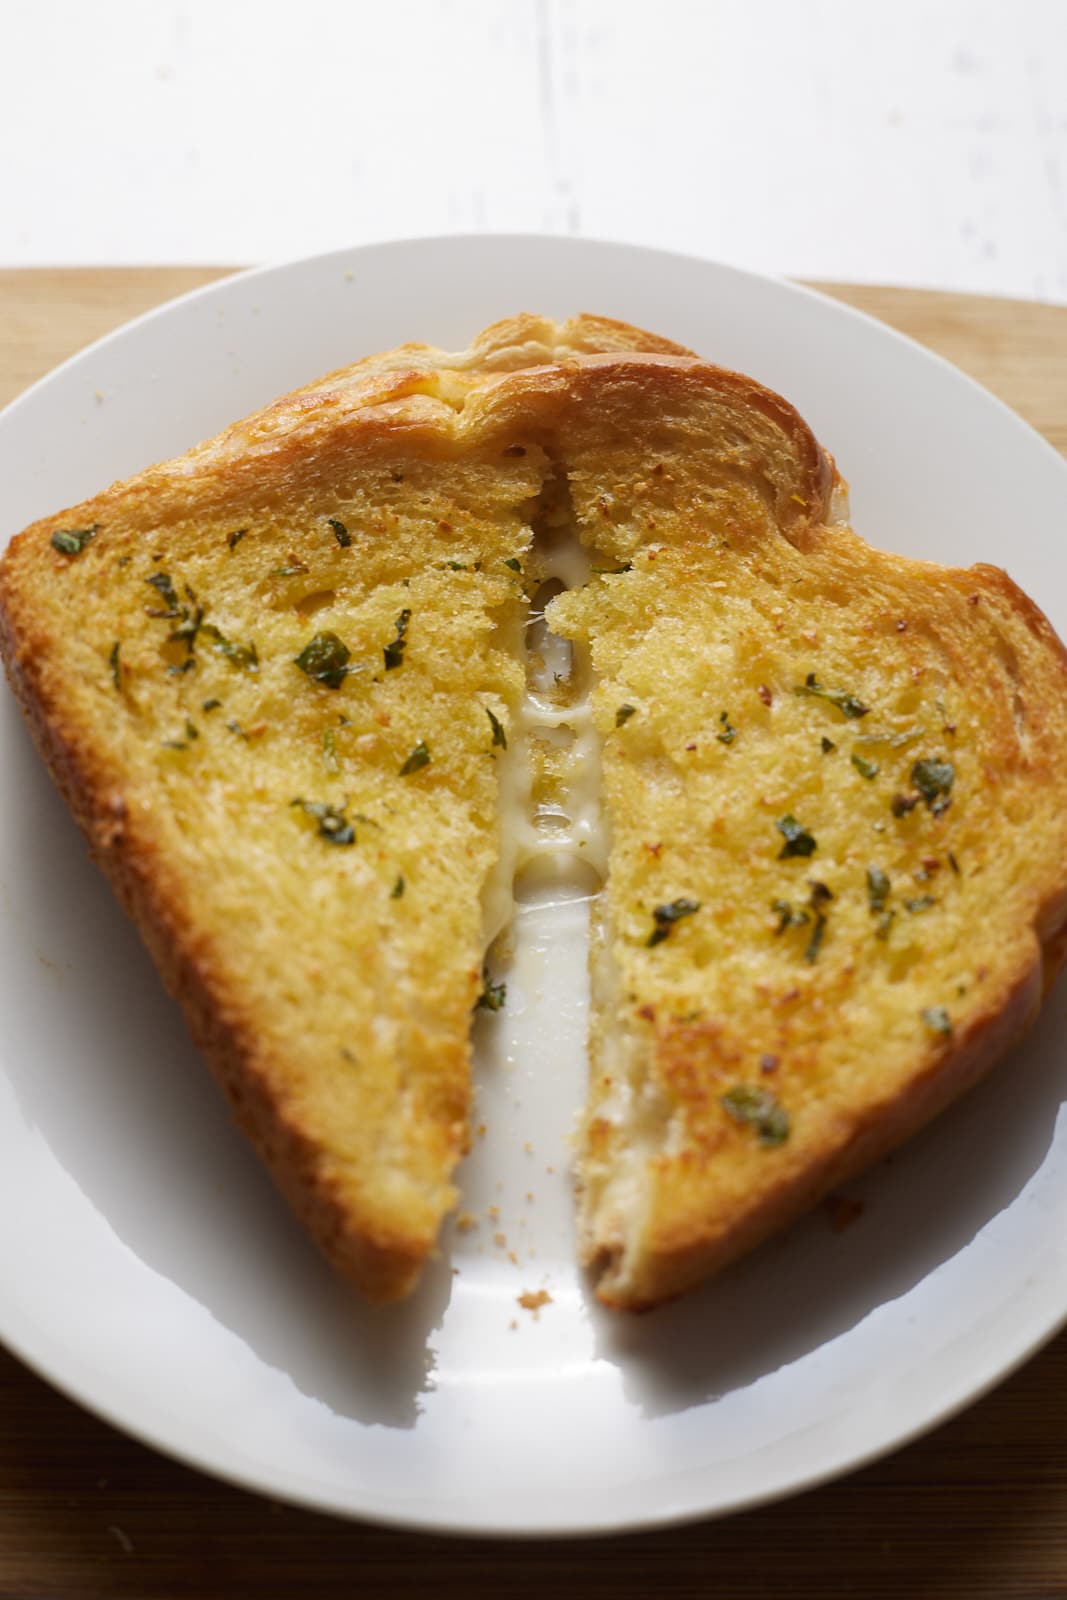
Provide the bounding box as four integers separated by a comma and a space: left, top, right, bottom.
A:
3, 316, 1067, 1311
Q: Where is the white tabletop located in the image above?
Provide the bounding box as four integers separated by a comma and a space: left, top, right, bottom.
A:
5, 0, 1067, 301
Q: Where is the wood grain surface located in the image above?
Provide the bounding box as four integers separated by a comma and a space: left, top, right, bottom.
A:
1, 270, 1066, 1600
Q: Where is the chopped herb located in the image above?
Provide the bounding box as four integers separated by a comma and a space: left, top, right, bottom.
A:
391, 875, 405, 899
716, 712, 737, 745
486, 707, 507, 750
891, 792, 920, 817
647, 898, 701, 947
383, 608, 412, 670
51, 524, 98, 556
201, 698, 222, 712
793, 672, 870, 719
145, 572, 181, 616
867, 866, 891, 912
904, 895, 937, 913
184, 720, 199, 741
200, 622, 258, 671
227, 528, 248, 551
851, 752, 879, 779
921, 1006, 953, 1037
721, 1083, 790, 1146
399, 740, 430, 776
777, 815, 817, 858
772, 899, 810, 933
109, 640, 122, 690
290, 798, 355, 845
504, 557, 522, 572
591, 562, 633, 575
948, 851, 960, 875
226, 719, 248, 739
911, 758, 955, 816
294, 630, 355, 689
444, 560, 469, 571
616, 704, 636, 727
821, 736, 836, 753
166, 658, 196, 676
475, 976, 507, 1012
270, 562, 310, 578
327, 517, 352, 548
161, 738, 189, 751
804, 881, 833, 964
323, 727, 339, 772
875, 909, 896, 941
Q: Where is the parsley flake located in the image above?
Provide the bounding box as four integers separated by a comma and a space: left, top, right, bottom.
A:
867, 866, 891, 912
295, 631, 356, 689
921, 1006, 953, 1037
721, 1084, 790, 1145
777, 815, 817, 858
475, 976, 507, 1012
383, 609, 412, 670
794, 672, 870, 719
647, 898, 701, 947
290, 798, 356, 845
486, 707, 507, 750
51, 524, 98, 556
327, 517, 352, 548
716, 712, 737, 745
616, 704, 636, 727
109, 640, 122, 690
399, 740, 430, 776
851, 752, 879, 779
911, 758, 955, 816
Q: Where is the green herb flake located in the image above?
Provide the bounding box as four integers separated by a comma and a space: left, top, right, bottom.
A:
793, 672, 870, 720
108, 640, 122, 690
851, 752, 879, 779
804, 881, 833, 963
591, 562, 634, 575
904, 894, 937, 914
227, 528, 248, 551
226, 719, 248, 740
475, 976, 507, 1012
821, 736, 836, 754
166, 659, 196, 676
200, 622, 258, 671
867, 866, 891, 912
444, 560, 469, 571
772, 899, 810, 933
504, 557, 522, 572
948, 851, 960, 875
911, 758, 955, 816
647, 898, 701, 947
51, 524, 98, 557
486, 707, 507, 750
777, 815, 817, 858
327, 517, 352, 548
295, 630, 355, 689
383, 608, 412, 670
290, 798, 356, 846
721, 1083, 790, 1146
202, 698, 222, 713
875, 909, 896, 941
399, 740, 431, 776
921, 1005, 953, 1037
270, 561, 310, 578
145, 572, 181, 616
391, 875, 405, 899
716, 712, 737, 745
616, 704, 636, 727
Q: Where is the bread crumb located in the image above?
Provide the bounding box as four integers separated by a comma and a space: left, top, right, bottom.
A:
494, 1231, 507, 1248
517, 1289, 552, 1315
508, 1250, 518, 1264
825, 1194, 865, 1233
509, 1319, 518, 1330
487, 1204, 500, 1221
455, 1212, 478, 1232
523, 1141, 534, 1154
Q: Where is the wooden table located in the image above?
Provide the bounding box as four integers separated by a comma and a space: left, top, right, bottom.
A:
2, 271, 1067, 1599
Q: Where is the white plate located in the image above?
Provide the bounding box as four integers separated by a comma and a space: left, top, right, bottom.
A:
2, 236, 1067, 1538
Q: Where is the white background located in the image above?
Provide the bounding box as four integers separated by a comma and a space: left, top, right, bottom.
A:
4, 0, 1067, 301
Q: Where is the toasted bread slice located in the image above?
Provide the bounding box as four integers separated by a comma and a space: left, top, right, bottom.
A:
3, 318, 1066, 1313
0, 315, 688, 1303
547, 358, 1067, 1308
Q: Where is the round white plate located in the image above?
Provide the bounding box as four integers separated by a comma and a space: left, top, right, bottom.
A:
1, 237, 1066, 1538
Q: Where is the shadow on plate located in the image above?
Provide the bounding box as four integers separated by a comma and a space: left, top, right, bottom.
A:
0, 697, 451, 1429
